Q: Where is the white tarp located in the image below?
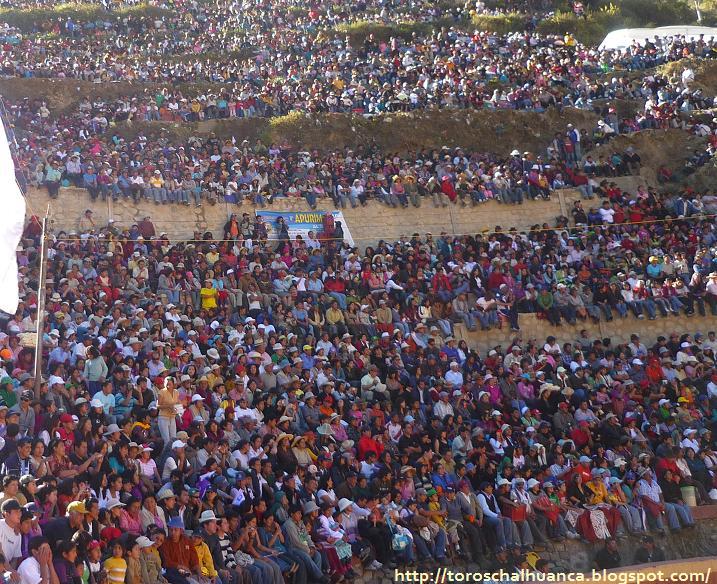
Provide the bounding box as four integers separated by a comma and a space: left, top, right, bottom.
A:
0, 110, 25, 315
599, 26, 717, 51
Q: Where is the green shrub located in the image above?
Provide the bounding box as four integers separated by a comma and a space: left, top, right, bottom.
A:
470, 13, 526, 34
536, 7, 623, 45
596, 0, 695, 27
534, 1, 698, 45
334, 18, 461, 43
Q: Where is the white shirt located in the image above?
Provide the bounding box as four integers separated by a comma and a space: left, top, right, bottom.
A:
0, 519, 21, 564
232, 449, 251, 470
18, 556, 41, 584
681, 437, 700, 453
445, 369, 464, 389
707, 380, 717, 400
598, 207, 615, 223
477, 492, 500, 518
703, 338, 717, 353
162, 456, 191, 482
636, 478, 662, 503
433, 401, 454, 419
360, 460, 377, 479
543, 342, 561, 354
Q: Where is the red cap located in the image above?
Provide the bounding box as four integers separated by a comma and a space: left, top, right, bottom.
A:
60, 413, 74, 424
87, 541, 101, 551
100, 526, 121, 542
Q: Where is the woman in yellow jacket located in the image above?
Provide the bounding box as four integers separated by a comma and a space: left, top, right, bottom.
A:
200, 279, 218, 310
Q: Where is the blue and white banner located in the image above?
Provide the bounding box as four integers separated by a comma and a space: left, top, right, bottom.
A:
255, 210, 355, 247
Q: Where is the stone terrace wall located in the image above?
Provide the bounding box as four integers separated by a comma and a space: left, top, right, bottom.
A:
26, 186, 586, 247
454, 313, 717, 353
354, 517, 717, 583
545, 516, 717, 572
26, 176, 648, 246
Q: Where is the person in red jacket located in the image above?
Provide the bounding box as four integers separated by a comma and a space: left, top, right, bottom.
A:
357, 426, 383, 461
440, 175, 456, 202
431, 269, 452, 301
570, 420, 592, 450
655, 448, 681, 479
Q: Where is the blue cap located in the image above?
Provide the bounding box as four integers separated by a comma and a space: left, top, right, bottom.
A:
167, 516, 184, 529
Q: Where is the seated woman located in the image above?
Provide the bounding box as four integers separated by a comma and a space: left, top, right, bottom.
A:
567, 471, 622, 542
314, 502, 356, 576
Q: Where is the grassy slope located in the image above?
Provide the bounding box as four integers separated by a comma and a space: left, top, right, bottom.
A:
103, 108, 599, 155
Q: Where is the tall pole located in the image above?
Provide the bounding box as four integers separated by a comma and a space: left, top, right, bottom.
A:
33, 210, 49, 397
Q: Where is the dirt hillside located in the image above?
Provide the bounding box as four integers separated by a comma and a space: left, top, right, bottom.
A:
588, 129, 707, 185
660, 57, 717, 95
111, 108, 599, 155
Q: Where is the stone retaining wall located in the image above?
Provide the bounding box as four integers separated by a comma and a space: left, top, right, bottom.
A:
454, 312, 717, 353
25, 186, 585, 247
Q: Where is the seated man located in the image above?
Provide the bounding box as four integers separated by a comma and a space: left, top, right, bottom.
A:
657, 469, 696, 530
637, 469, 693, 534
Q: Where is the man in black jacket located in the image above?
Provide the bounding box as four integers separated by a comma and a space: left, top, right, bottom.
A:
594, 538, 621, 570
0, 438, 32, 478
634, 535, 665, 564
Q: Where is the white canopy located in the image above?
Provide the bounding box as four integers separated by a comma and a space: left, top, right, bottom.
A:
598, 26, 717, 51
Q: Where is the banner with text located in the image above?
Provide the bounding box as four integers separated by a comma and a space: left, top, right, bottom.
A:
254, 210, 355, 247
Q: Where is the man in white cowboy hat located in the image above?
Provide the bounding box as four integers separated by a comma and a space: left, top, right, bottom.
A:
445, 360, 463, 389
197, 509, 237, 584
680, 428, 700, 453
122, 336, 143, 358
186, 394, 210, 425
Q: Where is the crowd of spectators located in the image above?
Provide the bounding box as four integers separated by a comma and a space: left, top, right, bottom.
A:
0, 200, 714, 583
3, 25, 716, 217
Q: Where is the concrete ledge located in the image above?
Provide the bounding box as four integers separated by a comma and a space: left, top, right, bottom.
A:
454, 312, 717, 352
691, 505, 717, 521
587, 556, 717, 583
